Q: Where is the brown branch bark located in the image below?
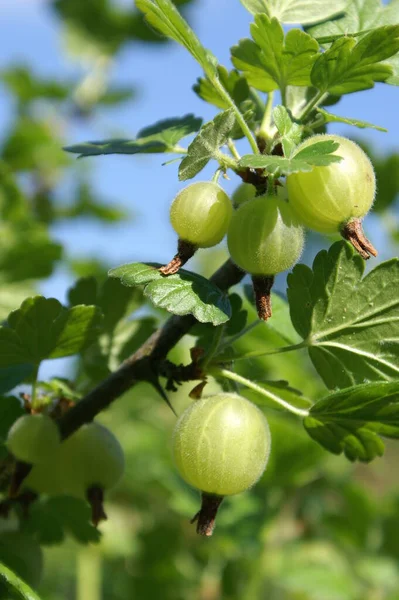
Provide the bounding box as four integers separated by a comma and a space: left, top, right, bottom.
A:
58, 259, 245, 441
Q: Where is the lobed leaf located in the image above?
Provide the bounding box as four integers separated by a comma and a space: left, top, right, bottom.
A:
0, 297, 102, 367
231, 15, 319, 92
304, 381, 399, 461
240, 0, 348, 25
311, 25, 399, 94
64, 114, 202, 157
287, 242, 399, 389
108, 263, 231, 325
178, 109, 236, 180
193, 66, 251, 110
272, 105, 303, 157
239, 140, 341, 175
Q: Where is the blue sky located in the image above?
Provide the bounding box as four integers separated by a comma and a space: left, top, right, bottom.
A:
1, 0, 398, 297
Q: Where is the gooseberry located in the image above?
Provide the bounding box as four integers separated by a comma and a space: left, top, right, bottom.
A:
7, 414, 60, 465
160, 181, 232, 275
231, 182, 256, 208
173, 393, 271, 535
227, 193, 304, 320
286, 134, 377, 258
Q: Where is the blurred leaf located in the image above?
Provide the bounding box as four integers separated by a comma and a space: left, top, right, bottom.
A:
1, 65, 68, 107
0, 395, 25, 440
109, 262, 231, 325
65, 114, 202, 157
2, 117, 68, 173
57, 182, 127, 222
307, 0, 399, 85
136, 0, 218, 79
0, 160, 30, 222
288, 242, 399, 388
178, 108, 236, 180
23, 496, 100, 545
310, 26, 399, 94
239, 139, 342, 174
0, 532, 43, 588
0, 224, 62, 282
231, 16, 319, 92
0, 296, 102, 367
371, 151, 399, 212
304, 381, 399, 461
193, 66, 251, 109
315, 108, 387, 132
240, 0, 348, 24
0, 281, 36, 320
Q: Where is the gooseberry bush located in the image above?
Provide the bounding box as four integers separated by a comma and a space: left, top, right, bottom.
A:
0, 0, 399, 597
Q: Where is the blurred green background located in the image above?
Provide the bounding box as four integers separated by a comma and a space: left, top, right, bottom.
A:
0, 1, 399, 599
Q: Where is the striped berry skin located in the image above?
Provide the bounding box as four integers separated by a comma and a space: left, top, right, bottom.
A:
170, 182, 232, 248
286, 134, 376, 234
227, 194, 304, 276
173, 393, 271, 496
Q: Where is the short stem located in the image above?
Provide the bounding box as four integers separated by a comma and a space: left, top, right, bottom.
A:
170, 145, 188, 154
211, 77, 259, 155
298, 90, 328, 122
31, 365, 39, 406
315, 29, 372, 44
251, 275, 274, 321
0, 561, 42, 600
212, 168, 222, 183
258, 91, 274, 141
227, 138, 241, 160
201, 324, 226, 370
191, 493, 224, 536
211, 367, 310, 417
217, 321, 260, 352
214, 150, 239, 171
159, 239, 197, 275
341, 219, 377, 259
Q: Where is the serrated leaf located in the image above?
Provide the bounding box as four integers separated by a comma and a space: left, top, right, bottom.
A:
304, 381, 399, 461
240, 0, 348, 25
311, 26, 399, 95
239, 140, 341, 175
193, 65, 251, 110
307, 0, 399, 86
273, 105, 303, 156
23, 496, 100, 545
231, 15, 319, 93
287, 242, 399, 389
316, 108, 387, 132
108, 263, 231, 325
136, 0, 217, 78
178, 109, 236, 180
0, 297, 102, 367
64, 114, 202, 157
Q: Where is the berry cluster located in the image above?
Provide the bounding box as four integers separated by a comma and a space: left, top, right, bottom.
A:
7, 415, 124, 525
161, 135, 376, 320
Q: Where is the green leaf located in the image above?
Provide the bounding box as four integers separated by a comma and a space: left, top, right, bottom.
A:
231, 15, 319, 93
0, 297, 102, 367
0, 282, 36, 321
108, 263, 231, 325
0, 365, 34, 396
193, 66, 251, 110
0, 396, 25, 441
240, 0, 348, 25
316, 107, 387, 132
136, 0, 217, 78
0, 224, 62, 283
64, 114, 202, 157
304, 381, 399, 461
287, 242, 399, 389
310, 26, 399, 94
23, 496, 100, 545
307, 0, 399, 86
272, 105, 303, 156
178, 109, 236, 180
239, 140, 341, 175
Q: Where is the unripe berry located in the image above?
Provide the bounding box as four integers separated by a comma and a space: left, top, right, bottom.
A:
227, 193, 304, 276
286, 135, 377, 258
170, 182, 232, 248
286, 135, 375, 233
173, 393, 271, 496
232, 182, 256, 208
7, 414, 60, 465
